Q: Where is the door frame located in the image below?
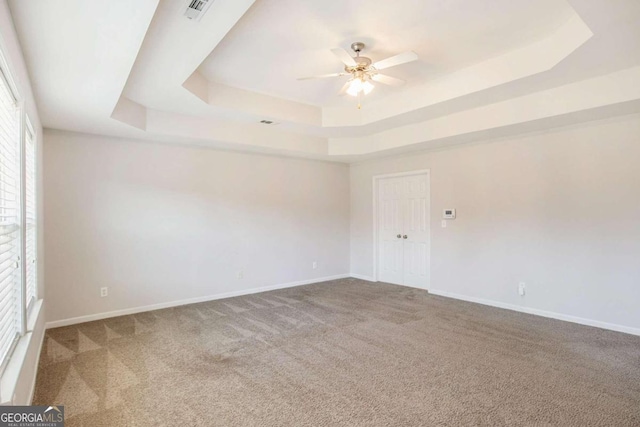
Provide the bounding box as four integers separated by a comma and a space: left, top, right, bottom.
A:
372, 169, 431, 289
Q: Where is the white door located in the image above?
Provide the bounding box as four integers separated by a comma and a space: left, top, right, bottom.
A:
377, 173, 430, 288
402, 174, 430, 288
378, 177, 405, 285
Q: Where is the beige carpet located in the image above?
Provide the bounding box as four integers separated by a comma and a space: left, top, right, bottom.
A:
34, 279, 640, 426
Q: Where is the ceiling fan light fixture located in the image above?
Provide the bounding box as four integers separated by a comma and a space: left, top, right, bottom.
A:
346, 78, 362, 96
362, 80, 374, 95
346, 77, 374, 97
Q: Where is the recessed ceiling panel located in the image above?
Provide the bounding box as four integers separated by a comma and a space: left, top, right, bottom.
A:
199, 0, 575, 107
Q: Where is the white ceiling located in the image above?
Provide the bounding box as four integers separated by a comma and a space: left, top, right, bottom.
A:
7, 0, 640, 162
6, 0, 158, 137
199, 0, 574, 107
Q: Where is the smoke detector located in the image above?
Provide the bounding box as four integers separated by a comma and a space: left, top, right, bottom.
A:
184, 0, 214, 21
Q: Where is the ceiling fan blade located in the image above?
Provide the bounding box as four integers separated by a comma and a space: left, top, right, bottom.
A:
371, 74, 405, 86
297, 72, 348, 81
331, 48, 357, 67
372, 51, 418, 70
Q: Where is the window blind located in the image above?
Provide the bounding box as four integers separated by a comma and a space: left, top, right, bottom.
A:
0, 67, 21, 370
25, 121, 35, 311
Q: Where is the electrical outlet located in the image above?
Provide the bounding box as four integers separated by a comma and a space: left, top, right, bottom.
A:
237, 270, 243, 279
100, 287, 108, 297
518, 282, 526, 296
312, 261, 317, 269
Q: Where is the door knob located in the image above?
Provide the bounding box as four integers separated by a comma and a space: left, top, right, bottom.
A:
403, 235, 408, 239
396, 234, 402, 238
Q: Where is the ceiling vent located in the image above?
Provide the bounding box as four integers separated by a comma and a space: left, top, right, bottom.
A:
184, 0, 214, 21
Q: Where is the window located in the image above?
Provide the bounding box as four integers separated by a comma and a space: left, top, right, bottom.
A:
0, 64, 21, 372
25, 119, 36, 311
0, 49, 38, 375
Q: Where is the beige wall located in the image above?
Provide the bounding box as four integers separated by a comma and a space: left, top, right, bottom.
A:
44, 115, 640, 335
43, 130, 350, 324
350, 114, 640, 333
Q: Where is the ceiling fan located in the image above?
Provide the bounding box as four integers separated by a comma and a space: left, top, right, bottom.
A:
298, 42, 418, 107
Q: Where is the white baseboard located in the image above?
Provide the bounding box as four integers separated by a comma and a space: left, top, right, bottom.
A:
429, 289, 640, 337
46, 274, 350, 329
349, 274, 376, 282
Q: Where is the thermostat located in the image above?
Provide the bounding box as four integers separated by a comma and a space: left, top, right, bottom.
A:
443, 209, 456, 219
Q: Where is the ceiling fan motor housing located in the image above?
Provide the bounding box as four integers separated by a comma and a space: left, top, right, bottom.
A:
345, 42, 374, 74
345, 56, 373, 73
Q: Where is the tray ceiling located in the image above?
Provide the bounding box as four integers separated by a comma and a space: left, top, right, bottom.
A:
8, 0, 640, 162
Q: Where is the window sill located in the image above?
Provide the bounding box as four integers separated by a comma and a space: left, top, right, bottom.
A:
0, 299, 44, 405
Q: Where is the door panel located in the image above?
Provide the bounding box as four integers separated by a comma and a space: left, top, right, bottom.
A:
403, 174, 430, 288
378, 177, 404, 285
404, 241, 428, 283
